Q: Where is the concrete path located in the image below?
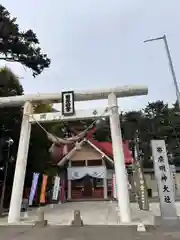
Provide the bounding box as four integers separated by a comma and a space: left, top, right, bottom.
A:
1, 201, 180, 226
30, 201, 180, 225
0, 226, 180, 240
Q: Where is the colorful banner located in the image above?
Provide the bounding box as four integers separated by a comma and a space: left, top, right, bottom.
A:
52, 176, 60, 200
40, 175, 48, 204
28, 173, 40, 206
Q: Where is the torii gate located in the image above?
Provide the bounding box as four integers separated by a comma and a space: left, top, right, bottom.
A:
0, 85, 148, 224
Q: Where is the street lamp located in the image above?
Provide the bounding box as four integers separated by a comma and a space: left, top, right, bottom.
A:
144, 35, 180, 109
0, 137, 14, 215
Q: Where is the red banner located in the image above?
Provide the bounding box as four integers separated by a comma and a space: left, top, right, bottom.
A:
40, 175, 48, 204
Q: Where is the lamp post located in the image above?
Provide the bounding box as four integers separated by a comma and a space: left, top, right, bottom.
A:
144, 35, 180, 109
0, 137, 14, 215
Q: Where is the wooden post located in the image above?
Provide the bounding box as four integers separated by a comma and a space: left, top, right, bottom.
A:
68, 160, 71, 200
102, 158, 107, 199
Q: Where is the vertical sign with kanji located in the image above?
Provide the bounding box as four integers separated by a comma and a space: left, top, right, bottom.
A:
62, 91, 75, 116
151, 140, 178, 220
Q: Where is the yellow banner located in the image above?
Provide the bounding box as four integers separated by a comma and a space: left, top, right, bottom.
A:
40, 175, 48, 203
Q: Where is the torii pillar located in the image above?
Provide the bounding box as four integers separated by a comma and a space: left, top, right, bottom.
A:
0, 85, 148, 224
8, 102, 33, 223
108, 93, 131, 222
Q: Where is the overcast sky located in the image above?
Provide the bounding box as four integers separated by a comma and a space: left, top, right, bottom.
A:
1, 0, 180, 112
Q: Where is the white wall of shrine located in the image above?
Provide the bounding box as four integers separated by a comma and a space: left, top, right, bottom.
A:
70, 143, 102, 161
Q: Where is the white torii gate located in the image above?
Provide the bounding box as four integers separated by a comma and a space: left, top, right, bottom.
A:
0, 85, 148, 224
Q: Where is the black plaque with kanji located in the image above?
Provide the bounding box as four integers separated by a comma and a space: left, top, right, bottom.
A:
62, 91, 75, 116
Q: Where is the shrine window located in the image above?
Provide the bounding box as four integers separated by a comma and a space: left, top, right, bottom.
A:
93, 178, 103, 188
87, 159, 102, 166
71, 160, 86, 167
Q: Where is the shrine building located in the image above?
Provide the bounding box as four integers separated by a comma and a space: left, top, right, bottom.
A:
51, 128, 133, 201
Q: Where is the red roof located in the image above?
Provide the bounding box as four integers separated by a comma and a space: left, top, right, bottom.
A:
88, 139, 133, 164
50, 127, 133, 165
50, 139, 133, 165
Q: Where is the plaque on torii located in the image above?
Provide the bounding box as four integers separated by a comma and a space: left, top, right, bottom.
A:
61, 91, 75, 116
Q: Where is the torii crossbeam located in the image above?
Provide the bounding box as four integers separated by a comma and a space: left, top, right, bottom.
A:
0, 85, 147, 107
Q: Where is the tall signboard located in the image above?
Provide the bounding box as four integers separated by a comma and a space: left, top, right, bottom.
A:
151, 140, 178, 221
134, 140, 149, 211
